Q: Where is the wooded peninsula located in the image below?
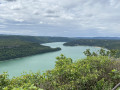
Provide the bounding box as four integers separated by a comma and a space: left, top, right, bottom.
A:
64, 39, 120, 57
0, 35, 73, 61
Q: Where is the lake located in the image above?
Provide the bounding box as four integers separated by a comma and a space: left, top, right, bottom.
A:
0, 42, 101, 78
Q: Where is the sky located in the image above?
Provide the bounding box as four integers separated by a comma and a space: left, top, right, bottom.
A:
0, 0, 120, 37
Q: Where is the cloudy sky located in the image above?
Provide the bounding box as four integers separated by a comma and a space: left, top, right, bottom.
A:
0, 0, 120, 37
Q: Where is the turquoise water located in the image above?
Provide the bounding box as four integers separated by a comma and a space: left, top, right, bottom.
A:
0, 42, 101, 78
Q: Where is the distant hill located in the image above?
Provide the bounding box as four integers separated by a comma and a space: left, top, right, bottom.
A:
75, 37, 120, 40
93, 37, 120, 40
0, 35, 74, 43
64, 39, 120, 50
64, 39, 120, 57
0, 35, 76, 61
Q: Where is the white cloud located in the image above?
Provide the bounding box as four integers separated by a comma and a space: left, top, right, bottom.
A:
0, 0, 120, 36
10, 4, 22, 10
0, 25, 6, 28
0, 29, 37, 35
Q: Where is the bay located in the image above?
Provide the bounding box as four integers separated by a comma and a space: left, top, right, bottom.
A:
0, 42, 101, 78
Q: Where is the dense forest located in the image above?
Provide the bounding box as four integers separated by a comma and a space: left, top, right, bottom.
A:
0, 35, 74, 44
64, 39, 120, 57
0, 50, 120, 90
75, 37, 120, 40
0, 40, 61, 61
0, 35, 75, 61
0, 35, 76, 61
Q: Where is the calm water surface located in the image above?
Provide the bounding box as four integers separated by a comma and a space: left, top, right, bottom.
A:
0, 42, 101, 78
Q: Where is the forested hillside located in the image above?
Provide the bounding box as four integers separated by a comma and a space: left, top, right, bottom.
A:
0, 35, 74, 43
0, 40, 61, 61
75, 37, 120, 40
0, 35, 69, 61
64, 39, 120, 57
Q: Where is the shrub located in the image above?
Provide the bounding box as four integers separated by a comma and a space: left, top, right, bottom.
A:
0, 54, 120, 90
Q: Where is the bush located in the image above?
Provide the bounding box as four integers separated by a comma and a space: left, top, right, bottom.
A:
0, 55, 120, 90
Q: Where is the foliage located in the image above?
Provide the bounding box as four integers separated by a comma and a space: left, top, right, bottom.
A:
0, 37, 61, 61
0, 35, 73, 44
0, 72, 10, 90
1, 35, 120, 89
83, 48, 118, 57
64, 39, 120, 57
0, 35, 75, 61
0, 54, 120, 90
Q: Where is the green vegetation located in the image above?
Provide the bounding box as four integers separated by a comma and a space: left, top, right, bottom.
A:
0, 35, 65, 61
64, 39, 120, 57
83, 48, 118, 57
0, 36, 120, 89
0, 35, 75, 61
0, 40, 61, 61
0, 50, 120, 90
0, 35, 74, 44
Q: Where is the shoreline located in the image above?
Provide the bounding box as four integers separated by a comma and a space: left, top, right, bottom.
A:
0, 48, 61, 62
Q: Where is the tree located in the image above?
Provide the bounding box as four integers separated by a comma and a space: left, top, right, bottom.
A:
83, 49, 118, 57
